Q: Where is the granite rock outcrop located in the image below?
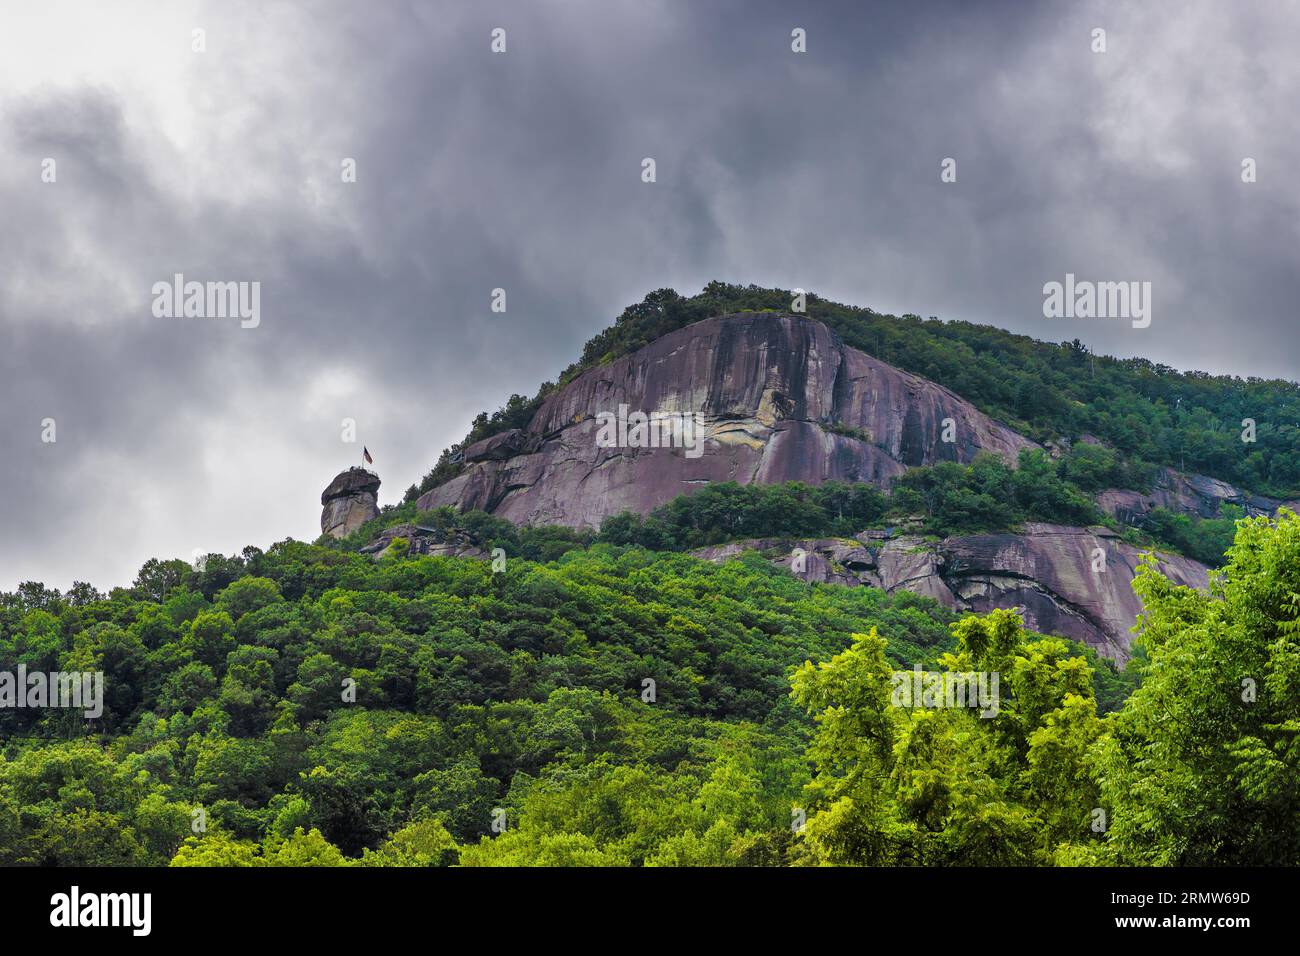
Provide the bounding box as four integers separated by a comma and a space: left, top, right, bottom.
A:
691, 523, 1211, 662
321, 468, 381, 539
417, 312, 1037, 527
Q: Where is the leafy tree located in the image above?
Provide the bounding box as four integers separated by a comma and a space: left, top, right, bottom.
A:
790, 612, 1102, 865
1070, 510, 1300, 864
216, 577, 284, 620
133, 559, 193, 603
360, 818, 459, 867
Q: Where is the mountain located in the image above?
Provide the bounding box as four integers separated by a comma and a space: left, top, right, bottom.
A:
9, 286, 1298, 871
384, 286, 1299, 662
407, 283, 1300, 506
416, 311, 1035, 526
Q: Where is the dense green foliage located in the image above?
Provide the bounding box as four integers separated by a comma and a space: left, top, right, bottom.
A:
3, 509, 1295, 866
889, 450, 1101, 534
1069, 510, 1300, 865
0, 540, 953, 865
594, 449, 1239, 568
594, 450, 1104, 550
408, 283, 1300, 502
789, 510, 1300, 866
1140, 505, 1242, 568
332, 499, 595, 565
597, 480, 887, 550
791, 611, 1103, 864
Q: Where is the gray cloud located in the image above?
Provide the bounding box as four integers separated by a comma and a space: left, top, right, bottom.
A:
1, 0, 1297, 591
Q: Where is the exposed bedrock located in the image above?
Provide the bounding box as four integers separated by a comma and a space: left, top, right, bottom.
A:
321, 467, 381, 538
417, 312, 1037, 527
1097, 466, 1298, 525
358, 522, 487, 561
691, 523, 1210, 663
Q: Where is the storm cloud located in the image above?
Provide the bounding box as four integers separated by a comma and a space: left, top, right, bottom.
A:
1, 0, 1297, 591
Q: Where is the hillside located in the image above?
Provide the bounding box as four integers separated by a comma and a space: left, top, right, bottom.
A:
370, 289, 1299, 661
3, 508, 1296, 866
5, 285, 1298, 868
415, 311, 1036, 527
407, 283, 1300, 504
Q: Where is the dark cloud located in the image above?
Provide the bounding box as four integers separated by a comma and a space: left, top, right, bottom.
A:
1, 0, 1296, 590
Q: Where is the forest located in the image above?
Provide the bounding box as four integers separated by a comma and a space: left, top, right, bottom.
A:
1, 506, 1295, 866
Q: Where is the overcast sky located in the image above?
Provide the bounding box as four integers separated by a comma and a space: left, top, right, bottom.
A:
2, 0, 1298, 592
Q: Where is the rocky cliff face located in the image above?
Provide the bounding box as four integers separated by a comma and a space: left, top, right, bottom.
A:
692, 523, 1210, 662
1098, 466, 1298, 524
418, 312, 1036, 526
357, 522, 487, 561
321, 468, 381, 538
